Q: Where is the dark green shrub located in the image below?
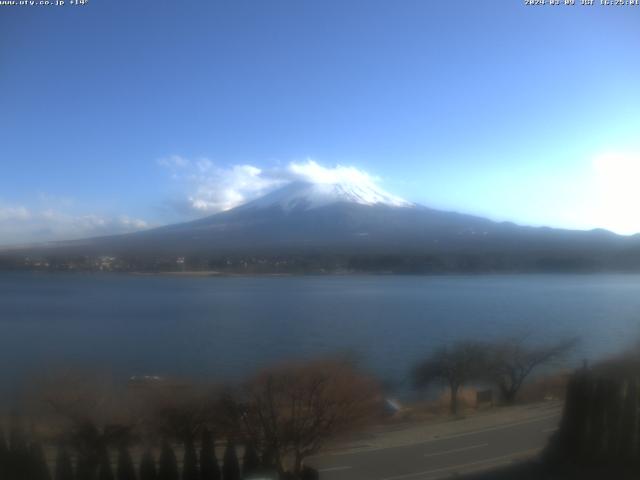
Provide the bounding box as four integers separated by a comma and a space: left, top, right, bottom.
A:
116, 445, 137, 480
157, 440, 179, 480
300, 466, 319, 480
29, 441, 52, 480
222, 441, 240, 480
54, 447, 74, 480
76, 450, 98, 480
182, 437, 199, 480
98, 449, 115, 480
139, 449, 157, 480
0, 427, 8, 479
199, 428, 220, 480
242, 443, 260, 477
7, 421, 29, 480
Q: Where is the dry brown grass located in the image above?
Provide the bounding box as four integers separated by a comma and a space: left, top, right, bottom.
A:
517, 371, 570, 403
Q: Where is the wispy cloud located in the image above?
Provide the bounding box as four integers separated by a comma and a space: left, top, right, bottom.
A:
158, 155, 288, 213
158, 156, 388, 214
0, 202, 149, 247
0, 205, 31, 222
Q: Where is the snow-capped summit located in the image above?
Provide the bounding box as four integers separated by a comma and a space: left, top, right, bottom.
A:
239, 180, 414, 212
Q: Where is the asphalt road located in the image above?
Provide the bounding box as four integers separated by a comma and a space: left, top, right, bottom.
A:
307, 411, 561, 480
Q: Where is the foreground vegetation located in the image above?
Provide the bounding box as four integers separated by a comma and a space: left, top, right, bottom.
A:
0, 359, 379, 480
0, 336, 584, 479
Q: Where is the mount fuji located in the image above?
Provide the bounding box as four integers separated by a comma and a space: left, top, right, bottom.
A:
2, 180, 638, 273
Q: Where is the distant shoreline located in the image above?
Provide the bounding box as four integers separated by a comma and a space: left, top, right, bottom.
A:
4, 269, 640, 278
130, 270, 296, 278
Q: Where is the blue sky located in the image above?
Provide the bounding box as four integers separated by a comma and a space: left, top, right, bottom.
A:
1, 0, 640, 244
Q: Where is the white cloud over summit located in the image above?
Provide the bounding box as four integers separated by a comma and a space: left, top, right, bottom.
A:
159, 156, 390, 214
288, 160, 381, 186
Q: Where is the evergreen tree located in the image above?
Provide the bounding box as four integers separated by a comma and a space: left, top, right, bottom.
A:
182, 437, 199, 480
98, 449, 115, 480
76, 449, 98, 480
260, 446, 276, 470
8, 420, 29, 480
54, 447, 75, 480
139, 449, 157, 480
300, 466, 319, 480
241, 443, 260, 478
0, 427, 8, 480
29, 440, 52, 480
157, 440, 179, 480
116, 445, 137, 480
199, 428, 220, 480
221, 441, 240, 480
8, 420, 27, 454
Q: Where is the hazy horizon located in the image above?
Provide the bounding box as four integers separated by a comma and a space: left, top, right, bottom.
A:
1, 169, 637, 250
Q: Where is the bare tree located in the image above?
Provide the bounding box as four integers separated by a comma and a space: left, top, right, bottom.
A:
413, 341, 486, 415
146, 389, 212, 443
34, 370, 124, 429
127, 377, 226, 444
30, 369, 137, 452
233, 358, 379, 478
486, 336, 578, 404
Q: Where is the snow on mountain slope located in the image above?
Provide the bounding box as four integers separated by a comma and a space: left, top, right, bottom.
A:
238, 181, 414, 212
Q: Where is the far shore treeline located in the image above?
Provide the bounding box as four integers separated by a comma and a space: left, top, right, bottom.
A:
2, 250, 640, 275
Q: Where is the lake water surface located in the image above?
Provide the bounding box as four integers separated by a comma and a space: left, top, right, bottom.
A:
2, 272, 640, 394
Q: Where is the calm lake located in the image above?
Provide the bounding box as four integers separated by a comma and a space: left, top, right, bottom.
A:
2, 272, 640, 394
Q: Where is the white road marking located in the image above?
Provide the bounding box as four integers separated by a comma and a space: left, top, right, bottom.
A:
319, 411, 561, 457
380, 448, 541, 480
427, 412, 560, 442
423, 443, 488, 458
318, 466, 352, 472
